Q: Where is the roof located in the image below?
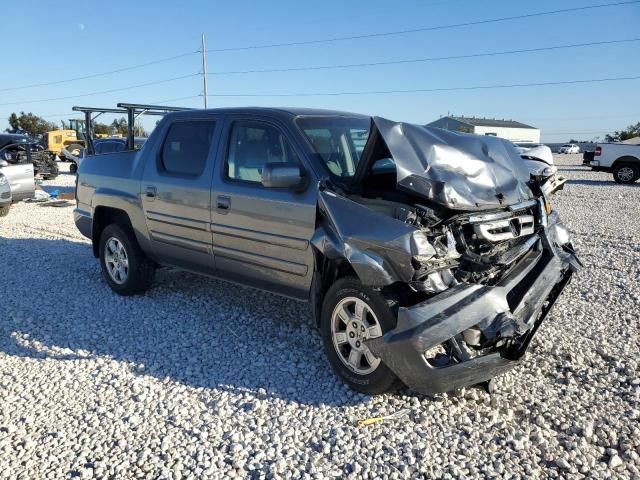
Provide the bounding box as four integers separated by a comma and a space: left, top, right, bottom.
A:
442, 116, 537, 129
164, 106, 369, 121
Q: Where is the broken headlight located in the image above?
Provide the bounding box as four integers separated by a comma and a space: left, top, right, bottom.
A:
410, 228, 460, 294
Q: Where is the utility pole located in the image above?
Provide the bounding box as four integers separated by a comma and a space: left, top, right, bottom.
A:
201, 33, 208, 109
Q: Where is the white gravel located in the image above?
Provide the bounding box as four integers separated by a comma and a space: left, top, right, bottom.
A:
1, 156, 639, 479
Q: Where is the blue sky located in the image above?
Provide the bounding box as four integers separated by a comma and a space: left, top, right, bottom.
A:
1, 0, 639, 142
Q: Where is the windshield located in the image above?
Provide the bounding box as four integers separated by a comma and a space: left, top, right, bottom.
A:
296, 116, 370, 178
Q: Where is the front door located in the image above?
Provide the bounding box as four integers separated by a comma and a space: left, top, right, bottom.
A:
211, 117, 317, 299
141, 116, 221, 275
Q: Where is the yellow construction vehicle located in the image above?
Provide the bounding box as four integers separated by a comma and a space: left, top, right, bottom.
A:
41, 119, 112, 159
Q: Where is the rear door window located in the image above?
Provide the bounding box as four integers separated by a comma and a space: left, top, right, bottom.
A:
95, 141, 122, 154
161, 121, 216, 176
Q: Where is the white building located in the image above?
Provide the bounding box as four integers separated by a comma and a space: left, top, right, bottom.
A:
426, 116, 540, 144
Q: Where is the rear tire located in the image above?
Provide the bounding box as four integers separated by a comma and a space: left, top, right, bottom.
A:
613, 163, 639, 184
0, 205, 9, 217
321, 277, 400, 395
98, 223, 155, 296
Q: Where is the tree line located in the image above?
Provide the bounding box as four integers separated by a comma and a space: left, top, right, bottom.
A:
5, 111, 148, 137
604, 122, 640, 143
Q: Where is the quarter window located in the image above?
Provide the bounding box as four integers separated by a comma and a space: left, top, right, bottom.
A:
225, 121, 299, 183
161, 121, 216, 176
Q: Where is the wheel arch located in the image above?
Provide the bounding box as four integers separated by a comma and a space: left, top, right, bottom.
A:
91, 206, 133, 257
612, 155, 640, 168
310, 246, 359, 327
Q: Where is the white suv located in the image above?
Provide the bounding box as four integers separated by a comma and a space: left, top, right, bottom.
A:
559, 144, 580, 154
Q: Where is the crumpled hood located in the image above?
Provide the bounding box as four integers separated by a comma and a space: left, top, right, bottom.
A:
359, 117, 535, 211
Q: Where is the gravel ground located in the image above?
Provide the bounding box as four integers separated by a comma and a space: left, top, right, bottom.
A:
1, 155, 639, 479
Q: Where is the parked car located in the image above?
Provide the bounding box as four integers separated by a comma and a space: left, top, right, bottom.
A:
0, 152, 35, 202
0, 172, 11, 217
588, 143, 640, 184
65, 137, 146, 173
0, 134, 58, 180
559, 144, 580, 154
74, 108, 580, 395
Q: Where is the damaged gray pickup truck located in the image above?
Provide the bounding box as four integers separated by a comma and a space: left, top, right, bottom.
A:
74, 107, 580, 395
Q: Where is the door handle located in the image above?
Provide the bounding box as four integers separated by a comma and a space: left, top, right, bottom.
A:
145, 186, 157, 199
216, 195, 230, 210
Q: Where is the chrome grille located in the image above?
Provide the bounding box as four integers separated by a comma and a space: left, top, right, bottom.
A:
473, 215, 535, 242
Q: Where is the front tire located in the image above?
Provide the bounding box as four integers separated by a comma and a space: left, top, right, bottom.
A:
69, 163, 78, 174
613, 163, 639, 184
98, 224, 155, 295
321, 277, 400, 395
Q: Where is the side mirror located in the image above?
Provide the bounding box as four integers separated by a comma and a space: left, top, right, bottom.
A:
261, 162, 306, 190
0, 160, 8, 168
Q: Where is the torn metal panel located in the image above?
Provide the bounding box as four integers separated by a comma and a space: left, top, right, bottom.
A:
312, 190, 417, 286
357, 117, 535, 211
521, 145, 554, 165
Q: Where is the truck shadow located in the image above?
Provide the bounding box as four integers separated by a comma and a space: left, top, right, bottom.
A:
0, 237, 368, 406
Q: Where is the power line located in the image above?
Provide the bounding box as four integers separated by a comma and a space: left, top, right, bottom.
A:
543, 130, 617, 135
207, 1, 640, 52
0, 74, 199, 107
205, 38, 640, 76
525, 113, 639, 121
203, 75, 640, 97
0, 51, 199, 93
151, 95, 202, 105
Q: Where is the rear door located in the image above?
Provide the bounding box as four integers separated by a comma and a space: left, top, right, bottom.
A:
211, 116, 317, 299
141, 116, 221, 275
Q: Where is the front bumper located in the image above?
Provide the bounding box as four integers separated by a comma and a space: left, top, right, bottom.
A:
366, 227, 580, 395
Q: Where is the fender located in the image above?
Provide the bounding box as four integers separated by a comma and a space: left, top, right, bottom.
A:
311, 190, 416, 287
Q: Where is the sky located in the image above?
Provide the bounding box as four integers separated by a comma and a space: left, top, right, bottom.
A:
0, 0, 639, 142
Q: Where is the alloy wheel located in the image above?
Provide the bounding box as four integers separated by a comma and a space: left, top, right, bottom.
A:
617, 166, 635, 183
331, 297, 383, 375
104, 237, 129, 285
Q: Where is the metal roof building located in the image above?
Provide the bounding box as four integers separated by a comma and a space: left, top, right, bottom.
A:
426, 115, 541, 144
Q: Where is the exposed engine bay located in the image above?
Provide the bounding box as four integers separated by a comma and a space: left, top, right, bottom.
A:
348, 193, 547, 293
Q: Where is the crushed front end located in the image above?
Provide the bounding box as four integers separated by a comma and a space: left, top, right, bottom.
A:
313, 117, 580, 394
365, 200, 580, 394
